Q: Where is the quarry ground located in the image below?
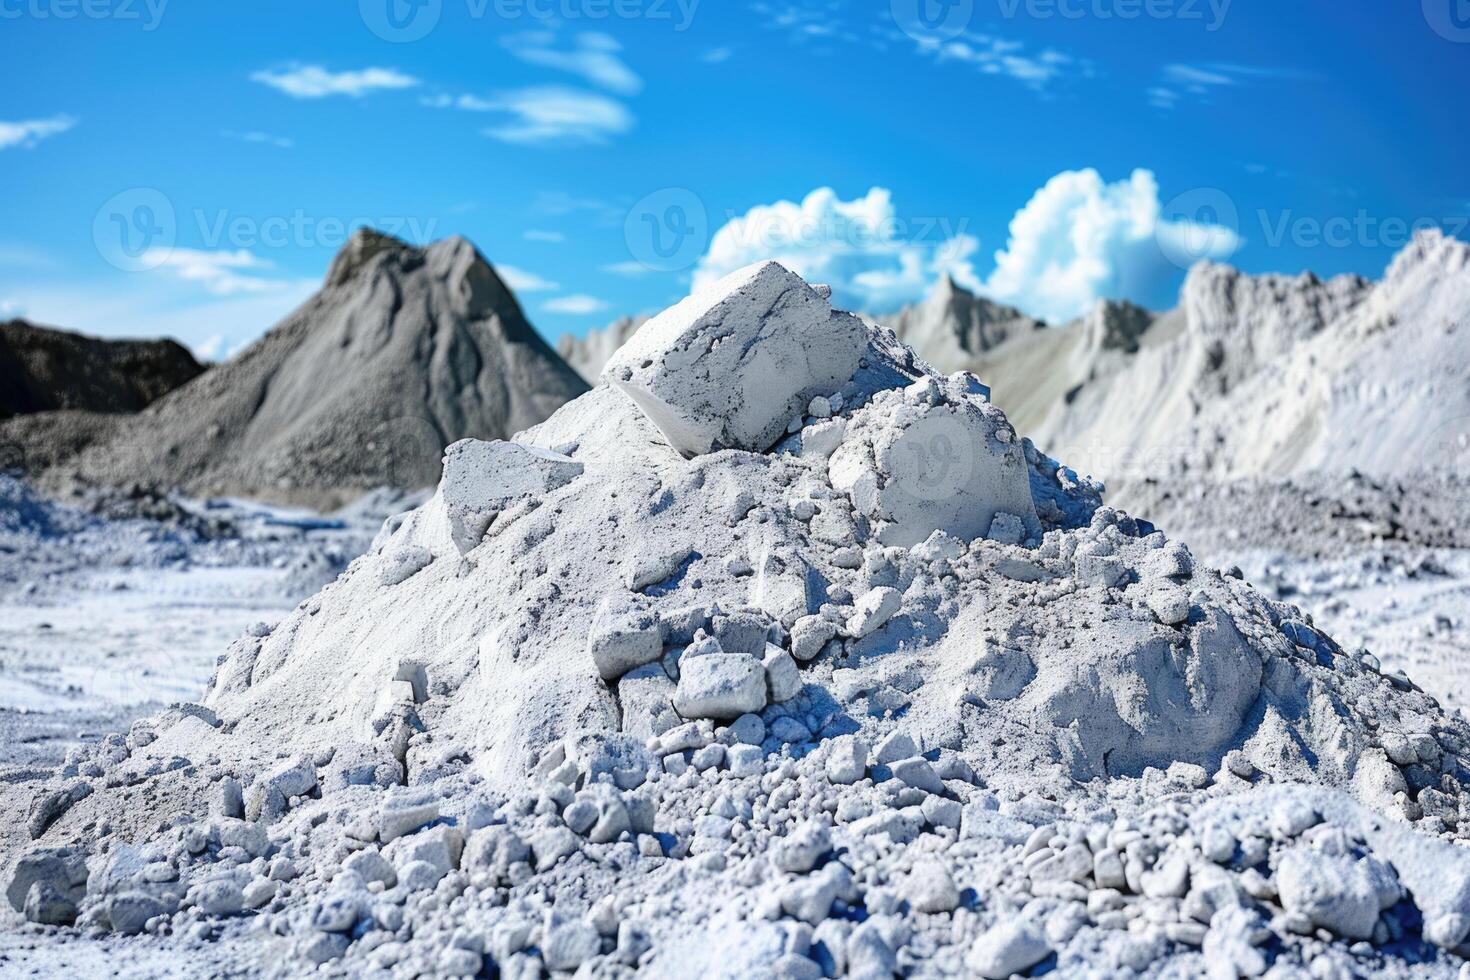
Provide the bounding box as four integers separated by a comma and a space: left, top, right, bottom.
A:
0, 485, 417, 770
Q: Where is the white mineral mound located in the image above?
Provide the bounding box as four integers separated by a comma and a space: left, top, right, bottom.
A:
58, 229, 589, 507
16, 259, 1470, 976
191, 259, 1452, 815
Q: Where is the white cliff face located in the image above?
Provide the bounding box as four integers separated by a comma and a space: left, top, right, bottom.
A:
1017, 230, 1470, 490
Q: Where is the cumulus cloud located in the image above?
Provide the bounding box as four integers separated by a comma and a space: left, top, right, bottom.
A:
981, 168, 1242, 322
544, 294, 609, 315
0, 114, 76, 150
501, 31, 643, 95
251, 65, 419, 99
693, 187, 980, 312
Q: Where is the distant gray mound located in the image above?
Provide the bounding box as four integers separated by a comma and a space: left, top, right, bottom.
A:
0, 320, 203, 419
873, 276, 1047, 375
557, 314, 649, 384
55, 229, 590, 507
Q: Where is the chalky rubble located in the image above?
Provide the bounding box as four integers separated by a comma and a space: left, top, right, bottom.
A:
6, 261, 1470, 978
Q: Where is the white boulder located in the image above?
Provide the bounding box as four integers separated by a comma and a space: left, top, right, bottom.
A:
674, 654, 768, 720
604, 261, 867, 455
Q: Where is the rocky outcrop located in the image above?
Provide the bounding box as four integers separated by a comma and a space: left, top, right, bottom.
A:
0, 321, 203, 419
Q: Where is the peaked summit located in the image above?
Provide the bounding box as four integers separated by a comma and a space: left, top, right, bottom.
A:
57, 230, 590, 506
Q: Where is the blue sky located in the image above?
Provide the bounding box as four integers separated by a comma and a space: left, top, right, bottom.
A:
1, 0, 1466, 357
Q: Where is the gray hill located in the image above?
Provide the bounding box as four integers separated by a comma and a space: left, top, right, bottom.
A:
873, 275, 1047, 374
0, 320, 203, 419
49, 230, 589, 507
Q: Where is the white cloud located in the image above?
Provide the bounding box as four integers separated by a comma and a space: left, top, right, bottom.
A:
524, 230, 565, 243
0, 114, 76, 150
702, 47, 733, 63
142, 248, 311, 297
1153, 63, 1316, 109
501, 31, 643, 95
498, 264, 559, 292
602, 260, 655, 277
0, 276, 318, 358
251, 65, 419, 99
923, 36, 1071, 88
543, 294, 608, 315
694, 187, 980, 312
1164, 64, 1236, 87
223, 130, 294, 149
981, 168, 1242, 322
473, 87, 634, 145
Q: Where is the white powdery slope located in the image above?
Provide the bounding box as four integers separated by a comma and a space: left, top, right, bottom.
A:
11, 261, 1470, 977
1032, 229, 1470, 486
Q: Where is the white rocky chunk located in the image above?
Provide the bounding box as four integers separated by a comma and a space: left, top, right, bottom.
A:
825, 736, 869, 785
1146, 588, 1191, 626
1275, 846, 1397, 940
763, 646, 802, 703
828, 378, 1039, 548
789, 615, 839, 662
604, 261, 867, 454
905, 860, 960, 913
846, 587, 902, 639
673, 654, 768, 720
966, 920, 1051, 979
588, 597, 663, 681
436, 439, 583, 555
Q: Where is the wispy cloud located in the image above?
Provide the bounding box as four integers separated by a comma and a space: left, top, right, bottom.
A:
453, 86, 634, 145
1152, 62, 1318, 109
498, 264, 560, 292
523, 229, 565, 243
531, 191, 622, 225
0, 114, 76, 150
544, 294, 608, 315
222, 130, 294, 149
501, 31, 643, 95
751, 1, 861, 47
251, 65, 419, 99
602, 260, 655, 277
911, 34, 1079, 89
142, 248, 303, 296
702, 47, 733, 64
